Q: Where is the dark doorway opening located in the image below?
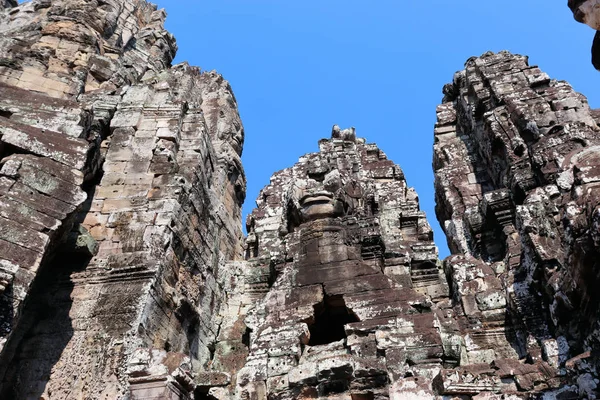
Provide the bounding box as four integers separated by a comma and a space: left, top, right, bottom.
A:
194, 389, 219, 400
306, 295, 359, 346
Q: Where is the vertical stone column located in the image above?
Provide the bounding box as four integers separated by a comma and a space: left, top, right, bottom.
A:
0, 1, 247, 397
433, 51, 600, 396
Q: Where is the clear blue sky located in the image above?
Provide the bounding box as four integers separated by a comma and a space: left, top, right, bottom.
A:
153, 0, 600, 258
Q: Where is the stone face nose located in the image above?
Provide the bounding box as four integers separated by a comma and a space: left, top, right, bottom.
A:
567, 0, 600, 66
568, 0, 586, 13
574, 7, 586, 23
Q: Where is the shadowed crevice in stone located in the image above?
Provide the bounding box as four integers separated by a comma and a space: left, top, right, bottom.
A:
0, 170, 99, 397
195, 391, 220, 400
305, 294, 359, 346
0, 252, 86, 398
319, 378, 350, 396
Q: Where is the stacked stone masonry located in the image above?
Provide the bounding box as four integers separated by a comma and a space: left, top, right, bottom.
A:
0, 0, 245, 398
233, 126, 444, 400
433, 50, 600, 399
0, 0, 599, 399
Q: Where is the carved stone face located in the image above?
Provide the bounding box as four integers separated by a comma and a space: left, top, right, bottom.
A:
217, 119, 244, 155
299, 190, 344, 221
569, 0, 600, 29
295, 165, 351, 222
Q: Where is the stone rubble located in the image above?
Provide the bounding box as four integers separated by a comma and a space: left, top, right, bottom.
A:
0, 1, 598, 399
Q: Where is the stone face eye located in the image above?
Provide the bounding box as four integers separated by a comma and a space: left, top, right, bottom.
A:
323, 169, 342, 192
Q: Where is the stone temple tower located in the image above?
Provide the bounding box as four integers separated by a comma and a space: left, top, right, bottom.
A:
224, 126, 450, 399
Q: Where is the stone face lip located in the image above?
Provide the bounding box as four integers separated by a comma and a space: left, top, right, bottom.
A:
569, 0, 600, 29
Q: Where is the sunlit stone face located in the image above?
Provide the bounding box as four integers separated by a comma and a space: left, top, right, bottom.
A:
299, 190, 344, 221
296, 162, 353, 222
569, 0, 600, 29
217, 119, 244, 155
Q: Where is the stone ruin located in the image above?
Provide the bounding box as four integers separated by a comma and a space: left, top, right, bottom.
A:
0, 0, 599, 399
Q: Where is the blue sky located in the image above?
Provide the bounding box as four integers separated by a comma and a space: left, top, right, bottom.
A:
153, 0, 600, 258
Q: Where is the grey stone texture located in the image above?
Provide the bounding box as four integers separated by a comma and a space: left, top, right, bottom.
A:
0, 0, 245, 398
232, 127, 445, 400
0, 0, 16, 11
0, 1, 598, 399
433, 50, 600, 399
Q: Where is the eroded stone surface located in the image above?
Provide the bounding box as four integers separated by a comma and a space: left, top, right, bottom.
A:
0, 1, 246, 399
0, 0, 600, 399
434, 50, 600, 399
220, 115, 581, 399
0, 0, 176, 98
221, 126, 448, 399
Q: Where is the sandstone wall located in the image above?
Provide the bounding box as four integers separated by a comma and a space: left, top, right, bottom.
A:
230, 127, 447, 400
0, 1, 599, 399
224, 51, 600, 400
0, 0, 246, 398
227, 109, 593, 399
434, 50, 600, 399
